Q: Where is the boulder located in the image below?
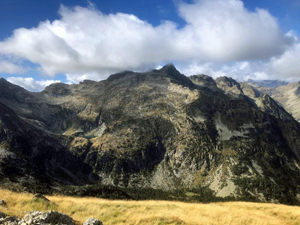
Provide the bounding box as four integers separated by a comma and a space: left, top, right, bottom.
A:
0, 216, 19, 225
0, 212, 6, 218
32, 194, 50, 202
0, 199, 7, 207
83, 218, 103, 225
20, 210, 75, 225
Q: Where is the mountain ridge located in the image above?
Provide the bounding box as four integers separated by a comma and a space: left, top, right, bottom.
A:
248, 80, 300, 122
1, 66, 300, 204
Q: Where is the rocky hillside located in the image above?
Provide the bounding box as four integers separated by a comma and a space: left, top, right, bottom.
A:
248, 80, 300, 122
1, 64, 300, 204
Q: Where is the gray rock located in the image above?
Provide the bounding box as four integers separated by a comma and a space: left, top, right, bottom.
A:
0, 216, 19, 225
0, 200, 7, 207
32, 194, 50, 202
0, 212, 6, 218
83, 218, 103, 225
20, 210, 75, 225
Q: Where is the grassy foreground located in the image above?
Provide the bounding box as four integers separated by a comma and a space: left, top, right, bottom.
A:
1, 189, 300, 225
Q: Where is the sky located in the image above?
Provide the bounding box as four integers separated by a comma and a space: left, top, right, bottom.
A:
0, 0, 300, 91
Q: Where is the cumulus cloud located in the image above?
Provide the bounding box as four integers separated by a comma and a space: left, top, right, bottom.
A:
269, 43, 300, 79
0, 60, 25, 74
0, 5, 175, 77
176, 0, 291, 61
0, 25, 80, 76
178, 60, 272, 81
65, 71, 108, 83
7, 77, 61, 92
178, 62, 227, 78
0, 0, 296, 81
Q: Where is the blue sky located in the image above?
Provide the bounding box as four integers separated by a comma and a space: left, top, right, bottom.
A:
0, 0, 300, 91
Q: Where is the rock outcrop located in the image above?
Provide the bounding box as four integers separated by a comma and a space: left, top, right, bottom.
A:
0, 216, 19, 225
0, 210, 101, 225
0, 212, 5, 218
83, 218, 103, 225
0, 200, 7, 208
19, 210, 75, 225
32, 194, 50, 202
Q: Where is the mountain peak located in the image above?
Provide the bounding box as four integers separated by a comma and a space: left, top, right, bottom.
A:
189, 74, 217, 90
42, 82, 71, 96
0, 77, 13, 87
215, 76, 243, 96
156, 64, 194, 88
216, 76, 240, 87
158, 63, 180, 75
0, 78, 32, 102
106, 70, 135, 83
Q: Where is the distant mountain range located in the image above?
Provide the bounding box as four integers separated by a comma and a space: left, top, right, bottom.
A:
247, 79, 300, 122
1, 64, 300, 204
247, 79, 289, 88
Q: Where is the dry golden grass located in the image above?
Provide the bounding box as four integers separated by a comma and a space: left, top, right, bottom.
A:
1, 189, 300, 225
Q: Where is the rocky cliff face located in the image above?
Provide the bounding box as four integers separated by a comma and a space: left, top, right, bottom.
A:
1, 65, 300, 204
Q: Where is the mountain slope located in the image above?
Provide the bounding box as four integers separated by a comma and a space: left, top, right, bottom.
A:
0, 98, 98, 188
248, 80, 300, 122
1, 65, 300, 204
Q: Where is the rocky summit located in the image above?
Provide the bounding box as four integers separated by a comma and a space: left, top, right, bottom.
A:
1, 64, 300, 204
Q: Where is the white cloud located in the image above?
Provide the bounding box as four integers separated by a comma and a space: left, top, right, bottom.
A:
285, 30, 298, 42
269, 43, 300, 79
65, 71, 108, 83
176, 0, 291, 61
178, 62, 227, 78
0, 60, 25, 74
239, 62, 249, 70
0, 0, 295, 81
0, 25, 80, 77
0, 6, 176, 78
7, 77, 61, 92
250, 72, 270, 80
178, 60, 272, 81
